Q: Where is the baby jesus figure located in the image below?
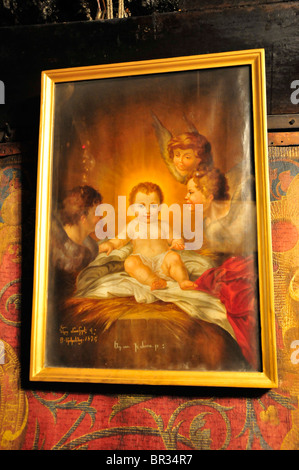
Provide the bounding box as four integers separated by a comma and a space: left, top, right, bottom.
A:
99, 182, 196, 291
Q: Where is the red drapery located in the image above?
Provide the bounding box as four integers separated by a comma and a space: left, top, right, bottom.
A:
195, 255, 259, 369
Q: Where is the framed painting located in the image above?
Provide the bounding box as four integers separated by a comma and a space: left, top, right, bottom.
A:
30, 49, 277, 388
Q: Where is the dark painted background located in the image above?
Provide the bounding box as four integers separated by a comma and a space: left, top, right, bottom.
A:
1, 0, 299, 143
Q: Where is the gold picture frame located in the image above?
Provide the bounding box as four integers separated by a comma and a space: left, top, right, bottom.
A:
30, 49, 277, 388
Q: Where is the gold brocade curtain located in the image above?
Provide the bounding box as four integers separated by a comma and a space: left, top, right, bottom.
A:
267, 132, 299, 449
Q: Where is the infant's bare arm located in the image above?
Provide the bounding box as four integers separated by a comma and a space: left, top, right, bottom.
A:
99, 233, 130, 255
169, 238, 185, 250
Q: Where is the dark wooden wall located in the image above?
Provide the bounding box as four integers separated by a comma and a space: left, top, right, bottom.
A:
1, 0, 299, 143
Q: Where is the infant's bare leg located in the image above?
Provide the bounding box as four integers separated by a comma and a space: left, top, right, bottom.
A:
162, 251, 196, 290
124, 255, 167, 290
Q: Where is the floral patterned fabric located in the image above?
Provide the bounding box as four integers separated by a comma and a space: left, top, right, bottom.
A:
1, 146, 299, 450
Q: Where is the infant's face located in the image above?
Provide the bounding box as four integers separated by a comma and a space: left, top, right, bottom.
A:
173, 147, 199, 175
133, 191, 161, 224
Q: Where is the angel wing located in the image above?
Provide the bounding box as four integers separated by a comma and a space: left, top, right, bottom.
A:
182, 114, 199, 134
204, 174, 257, 255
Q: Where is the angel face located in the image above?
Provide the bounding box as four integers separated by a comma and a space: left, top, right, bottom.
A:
173, 148, 199, 176
185, 178, 213, 213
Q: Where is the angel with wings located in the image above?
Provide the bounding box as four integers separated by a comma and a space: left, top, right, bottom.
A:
152, 112, 256, 256
152, 113, 213, 184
